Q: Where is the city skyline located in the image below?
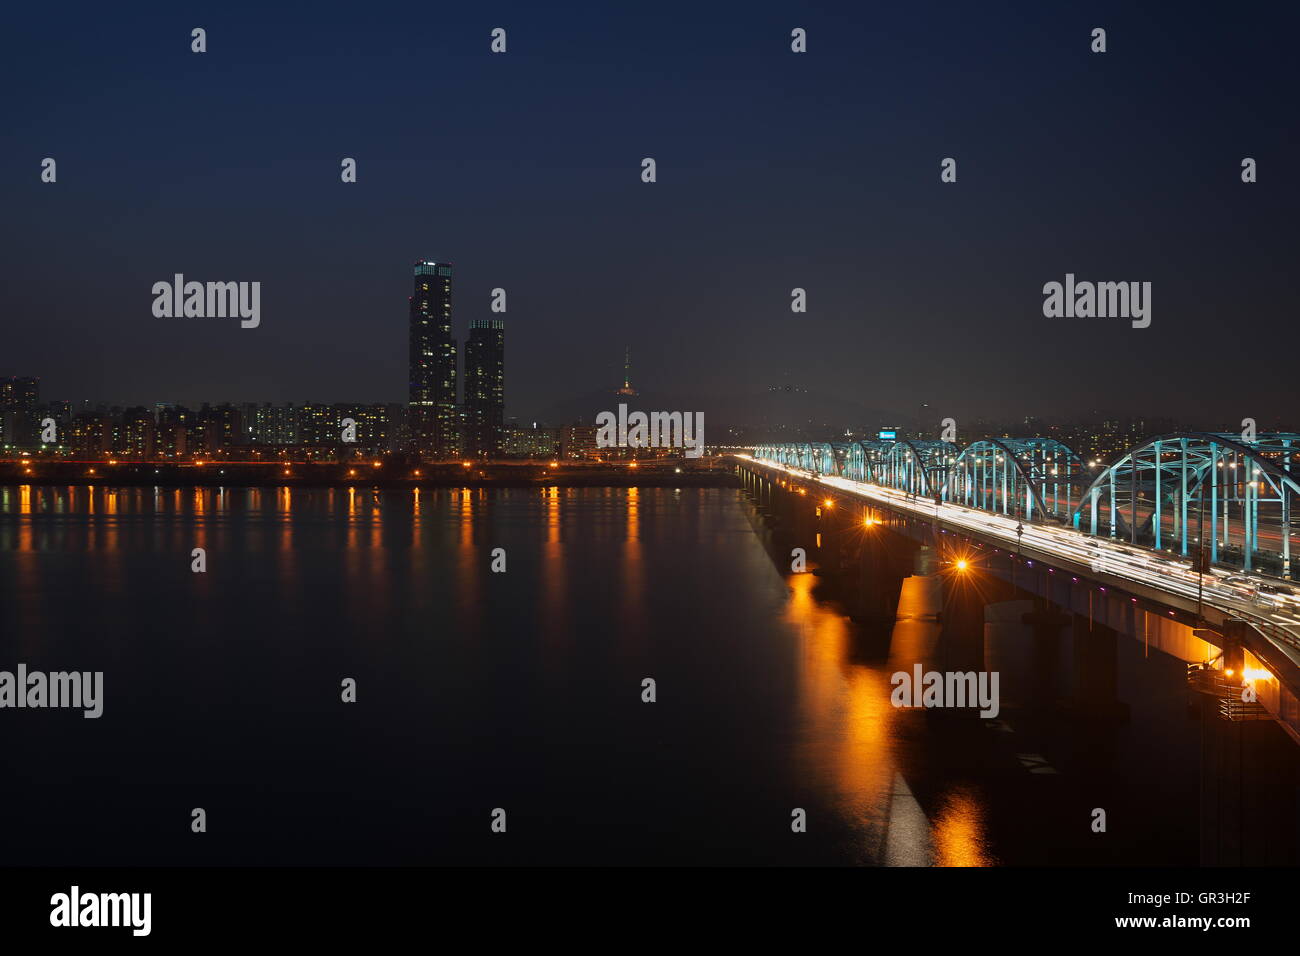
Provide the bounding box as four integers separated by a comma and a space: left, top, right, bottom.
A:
3, 360, 1289, 466
4, 4, 1297, 423
4, 0, 1300, 913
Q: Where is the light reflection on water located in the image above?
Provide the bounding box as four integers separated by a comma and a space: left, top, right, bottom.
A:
782, 569, 994, 866
0, 483, 1204, 865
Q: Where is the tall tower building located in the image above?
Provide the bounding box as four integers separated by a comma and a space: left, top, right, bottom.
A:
0, 376, 40, 450
614, 346, 637, 397
463, 318, 505, 459
408, 261, 457, 458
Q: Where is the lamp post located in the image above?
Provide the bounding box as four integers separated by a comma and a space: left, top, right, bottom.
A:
1197, 476, 1207, 622
1013, 497, 1025, 588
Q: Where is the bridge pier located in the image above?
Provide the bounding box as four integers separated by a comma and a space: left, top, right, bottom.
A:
816, 498, 855, 576
744, 468, 764, 510
1198, 698, 1300, 865
783, 488, 815, 564
935, 555, 1016, 675
1066, 615, 1129, 724
853, 524, 909, 623
1024, 594, 1072, 633
1221, 619, 1247, 679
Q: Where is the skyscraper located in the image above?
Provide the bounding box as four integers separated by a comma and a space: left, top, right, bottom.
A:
463, 318, 505, 459
0, 376, 40, 450
408, 261, 457, 458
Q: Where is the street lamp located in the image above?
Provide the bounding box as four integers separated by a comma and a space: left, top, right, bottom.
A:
1196, 476, 1207, 622
1013, 505, 1025, 588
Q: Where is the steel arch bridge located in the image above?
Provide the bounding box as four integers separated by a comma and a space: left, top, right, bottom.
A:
1070, 433, 1300, 576
884, 440, 959, 496
754, 441, 853, 476
946, 438, 1087, 522
755, 442, 843, 474
845, 440, 894, 484
755, 439, 960, 495
750, 431, 1300, 579
754, 436, 1080, 516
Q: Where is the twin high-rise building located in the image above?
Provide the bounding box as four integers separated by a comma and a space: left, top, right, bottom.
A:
0, 376, 40, 451
406, 261, 505, 460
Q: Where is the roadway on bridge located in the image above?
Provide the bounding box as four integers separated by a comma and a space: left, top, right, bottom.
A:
744, 456, 1300, 670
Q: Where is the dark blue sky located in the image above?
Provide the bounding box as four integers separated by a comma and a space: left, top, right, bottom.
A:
3, 1, 1296, 424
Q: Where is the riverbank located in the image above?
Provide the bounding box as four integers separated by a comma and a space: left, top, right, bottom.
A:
0, 458, 740, 489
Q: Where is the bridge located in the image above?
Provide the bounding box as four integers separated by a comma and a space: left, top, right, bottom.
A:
737, 432, 1300, 751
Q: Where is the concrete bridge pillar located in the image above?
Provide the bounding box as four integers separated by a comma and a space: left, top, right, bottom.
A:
853, 524, 909, 623
816, 497, 850, 574
1221, 619, 1248, 680
891, 532, 921, 582
782, 488, 814, 559
1067, 614, 1129, 723
764, 479, 798, 551
914, 543, 939, 576
938, 563, 990, 675
1024, 593, 1072, 634
1199, 701, 1300, 865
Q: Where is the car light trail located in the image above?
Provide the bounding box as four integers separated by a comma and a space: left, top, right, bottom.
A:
745, 456, 1300, 653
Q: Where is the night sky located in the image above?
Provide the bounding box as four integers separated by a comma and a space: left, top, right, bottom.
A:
3, 1, 1296, 424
